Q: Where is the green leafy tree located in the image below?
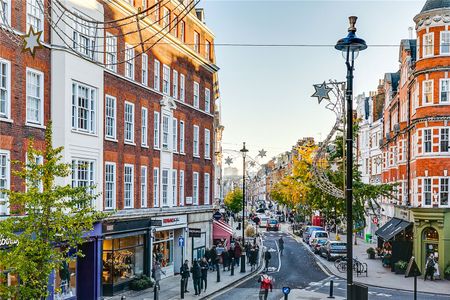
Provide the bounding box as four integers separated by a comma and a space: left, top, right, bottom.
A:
224, 189, 243, 213
0, 123, 105, 299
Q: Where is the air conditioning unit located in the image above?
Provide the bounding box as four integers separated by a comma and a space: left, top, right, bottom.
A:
385, 133, 391, 140
393, 123, 400, 133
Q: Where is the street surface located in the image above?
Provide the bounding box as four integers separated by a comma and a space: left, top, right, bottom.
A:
213, 229, 450, 300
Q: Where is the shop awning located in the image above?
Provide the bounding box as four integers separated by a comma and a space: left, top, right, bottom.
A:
375, 217, 412, 241
213, 220, 233, 239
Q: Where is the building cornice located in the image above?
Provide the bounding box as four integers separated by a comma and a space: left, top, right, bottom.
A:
104, 205, 215, 221
414, 9, 450, 31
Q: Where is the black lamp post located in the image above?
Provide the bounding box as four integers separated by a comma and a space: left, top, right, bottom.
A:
240, 142, 248, 273
334, 16, 367, 300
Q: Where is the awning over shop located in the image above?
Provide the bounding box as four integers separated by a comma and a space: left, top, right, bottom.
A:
375, 217, 412, 241
213, 220, 233, 240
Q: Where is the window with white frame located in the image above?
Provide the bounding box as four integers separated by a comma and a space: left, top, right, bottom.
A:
125, 44, 134, 80
180, 21, 185, 42
153, 167, 159, 207
0, 59, 11, 119
204, 129, 210, 159
423, 178, 432, 206
26, 0, 43, 35
440, 79, 450, 103
423, 80, 433, 104
417, 34, 421, 59
172, 118, 177, 152
193, 172, 199, 205
440, 178, 449, 206
180, 120, 185, 153
105, 162, 116, 209
179, 170, 184, 206
141, 107, 148, 146
180, 74, 185, 101
0, 0, 11, 25
162, 8, 170, 32
163, 65, 170, 95
105, 95, 116, 139
204, 173, 210, 205
124, 102, 134, 143
441, 128, 449, 152
193, 82, 199, 108
73, 15, 96, 59
105, 33, 117, 72
205, 88, 211, 113
172, 70, 178, 99
424, 129, 432, 153
141, 54, 148, 85
413, 81, 419, 112
71, 159, 95, 206
162, 114, 170, 150
141, 166, 147, 207
72, 81, 96, 133
154, 112, 160, 148
193, 125, 199, 157
172, 169, 177, 205
423, 33, 434, 57
162, 169, 169, 206
124, 164, 134, 208
194, 31, 200, 52
154, 60, 160, 91
0, 150, 10, 214
26, 68, 44, 126
441, 31, 450, 54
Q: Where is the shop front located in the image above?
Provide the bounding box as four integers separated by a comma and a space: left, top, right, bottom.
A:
213, 220, 233, 248
411, 208, 450, 275
151, 215, 187, 277
101, 219, 151, 296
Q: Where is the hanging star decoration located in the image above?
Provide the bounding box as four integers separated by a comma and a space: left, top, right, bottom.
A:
22, 27, 43, 58
225, 157, 233, 166
258, 149, 267, 158
330, 163, 339, 172
249, 161, 256, 167
311, 82, 333, 104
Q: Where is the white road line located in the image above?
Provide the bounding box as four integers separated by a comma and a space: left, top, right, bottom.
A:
275, 237, 281, 272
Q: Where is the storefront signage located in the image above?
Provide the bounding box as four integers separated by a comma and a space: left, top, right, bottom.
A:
150, 219, 163, 227
152, 215, 187, 228
106, 225, 114, 231
0, 235, 19, 248
213, 211, 222, 221
188, 228, 202, 238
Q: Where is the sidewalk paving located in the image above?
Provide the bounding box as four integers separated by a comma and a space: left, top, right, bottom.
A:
290, 229, 450, 295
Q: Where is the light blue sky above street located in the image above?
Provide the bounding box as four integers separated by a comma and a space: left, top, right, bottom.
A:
201, 0, 423, 165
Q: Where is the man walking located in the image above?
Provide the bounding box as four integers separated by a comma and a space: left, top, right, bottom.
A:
278, 237, 284, 256
191, 259, 202, 295
257, 271, 273, 300
264, 249, 271, 271
180, 260, 190, 293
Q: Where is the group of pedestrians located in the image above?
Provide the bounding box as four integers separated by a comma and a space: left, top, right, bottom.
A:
180, 258, 209, 296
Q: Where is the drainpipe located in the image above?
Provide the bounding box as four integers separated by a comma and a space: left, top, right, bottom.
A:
406, 89, 411, 208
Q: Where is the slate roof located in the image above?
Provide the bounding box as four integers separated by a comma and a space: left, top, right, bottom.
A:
421, 0, 450, 13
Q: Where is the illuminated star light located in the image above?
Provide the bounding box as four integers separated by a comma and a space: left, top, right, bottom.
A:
258, 149, 267, 158
312, 82, 333, 104
225, 157, 233, 166
249, 161, 256, 167
22, 27, 43, 58
330, 164, 339, 172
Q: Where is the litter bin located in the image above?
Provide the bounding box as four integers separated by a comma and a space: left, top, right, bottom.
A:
352, 283, 368, 300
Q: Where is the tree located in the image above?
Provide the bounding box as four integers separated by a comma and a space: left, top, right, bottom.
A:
0, 123, 105, 299
224, 189, 243, 213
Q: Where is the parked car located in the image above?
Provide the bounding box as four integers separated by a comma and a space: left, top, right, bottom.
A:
319, 241, 347, 261
302, 226, 324, 243
276, 211, 285, 222
259, 215, 270, 228
266, 219, 280, 231
309, 230, 329, 245
310, 238, 328, 254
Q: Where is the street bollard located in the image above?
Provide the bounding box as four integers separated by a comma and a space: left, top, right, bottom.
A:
328, 280, 334, 299
231, 258, 235, 276
216, 265, 221, 282
284, 294, 288, 300
180, 278, 185, 299
154, 284, 159, 300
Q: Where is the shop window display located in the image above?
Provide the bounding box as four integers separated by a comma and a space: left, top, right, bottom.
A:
102, 235, 145, 285
54, 260, 77, 299
153, 231, 173, 268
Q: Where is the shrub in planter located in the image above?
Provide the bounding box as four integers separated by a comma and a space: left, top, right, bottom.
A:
394, 260, 408, 275
366, 247, 376, 259
444, 265, 450, 280
130, 275, 153, 291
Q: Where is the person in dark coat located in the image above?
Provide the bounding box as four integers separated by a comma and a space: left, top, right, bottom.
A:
222, 249, 230, 271
210, 246, 218, 271
200, 257, 209, 292
234, 242, 242, 266
264, 249, 271, 271
180, 260, 190, 293
249, 247, 257, 271
191, 259, 202, 295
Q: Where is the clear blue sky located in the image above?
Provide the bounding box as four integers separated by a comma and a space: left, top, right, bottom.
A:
201, 0, 424, 165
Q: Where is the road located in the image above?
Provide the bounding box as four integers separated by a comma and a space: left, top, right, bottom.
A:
212, 229, 450, 300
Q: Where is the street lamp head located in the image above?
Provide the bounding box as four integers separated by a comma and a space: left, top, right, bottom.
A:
240, 142, 249, 158
335, 16, 367, 55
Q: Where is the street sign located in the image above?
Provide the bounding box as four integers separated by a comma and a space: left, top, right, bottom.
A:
213, 211, 222, 221
405, 256, 421, 278
188, 228, 201, 238
178, 236, 185, 247
150, 219, 162, 227
282, 287, 291, 295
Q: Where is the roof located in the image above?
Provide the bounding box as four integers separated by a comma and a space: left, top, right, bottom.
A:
375, 217, 412, 241
421, 0, 450, 13
399, 39, 417, 63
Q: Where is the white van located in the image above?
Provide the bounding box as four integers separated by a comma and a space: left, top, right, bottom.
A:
309, 230, 329, 245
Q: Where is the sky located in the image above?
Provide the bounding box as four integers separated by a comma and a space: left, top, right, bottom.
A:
199, 0, 425, 168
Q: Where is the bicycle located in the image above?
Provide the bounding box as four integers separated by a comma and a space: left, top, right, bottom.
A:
335, 258, 359, 273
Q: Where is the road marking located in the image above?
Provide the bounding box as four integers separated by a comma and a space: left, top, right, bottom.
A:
274, 237, 281, 272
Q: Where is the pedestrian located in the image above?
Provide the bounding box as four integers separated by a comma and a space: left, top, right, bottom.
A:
257, 271, 273, 300
249, 247, 257, 271
210, 245, 218, 271
278, 237, 284, 256
264, 249, 271, 271
234, 242, 242, 266
424, 254, 435, 281
204, 248, 211, 270
200, 257, 209, 291
152, 261, 166, 290
191, 259, 202, 295
180, 260, 190, 293
245, 242, 252, 264
222, 249, 230, 271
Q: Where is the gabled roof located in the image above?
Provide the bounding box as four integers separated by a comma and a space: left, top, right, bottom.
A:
421, 0, 450, 13
399, 39, 417, 63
